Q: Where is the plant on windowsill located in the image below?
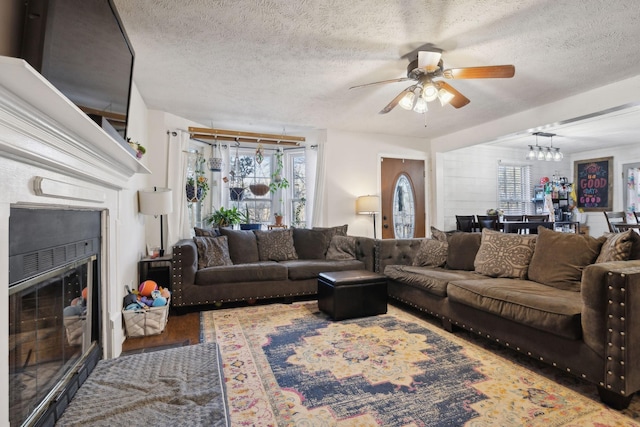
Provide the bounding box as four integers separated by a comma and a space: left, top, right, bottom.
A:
204, 206, 242, 228
239, 206, 261, 230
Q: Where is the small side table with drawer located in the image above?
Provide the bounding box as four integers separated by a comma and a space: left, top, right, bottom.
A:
138, 255, 172, 291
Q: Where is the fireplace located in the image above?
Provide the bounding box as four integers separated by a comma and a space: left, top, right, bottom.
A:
9, 207, 103, 426
0, 57, 151, 427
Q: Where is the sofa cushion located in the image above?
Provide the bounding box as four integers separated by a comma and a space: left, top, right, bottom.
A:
292, 228, 328, 259
193, 235, 232, 269
280, 259, 365, 280
219, 228, 260, 264
195, 261, 287, 284
384, 265, 483, 297
528, 227, 605, 291
194, 226, 220, 237
596, 229, 636, 263
326, 236, 357, 260
254, 229, 298, 261
413, 239, 448, 267
446, 232, 482, 271
474, 229, 536, 279
447, 278, 583, 340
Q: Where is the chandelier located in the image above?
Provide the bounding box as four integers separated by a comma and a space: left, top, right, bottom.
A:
526, 132, 562, 162
398, 82, 455, 113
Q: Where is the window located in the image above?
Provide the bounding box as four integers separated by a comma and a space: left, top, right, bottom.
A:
290, 151, 306, 227
498, 164, 532, 214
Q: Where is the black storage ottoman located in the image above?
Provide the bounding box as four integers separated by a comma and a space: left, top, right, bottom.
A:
318, 270, 387, 320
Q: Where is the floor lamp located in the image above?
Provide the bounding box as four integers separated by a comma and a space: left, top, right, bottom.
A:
138, 187, 173, 256
356, 195, 380, 239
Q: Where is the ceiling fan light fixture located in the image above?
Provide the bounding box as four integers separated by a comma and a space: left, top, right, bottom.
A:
422, 83, 439, 102
413, 97, 428, 114
399, 91, 416, 110
437, 88, 455, 105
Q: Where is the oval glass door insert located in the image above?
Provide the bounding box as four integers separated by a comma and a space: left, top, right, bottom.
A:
393, 174, 415, 238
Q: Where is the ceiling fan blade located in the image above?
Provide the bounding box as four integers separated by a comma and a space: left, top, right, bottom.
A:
349, 77, 411, 90
379, 85, 416, 114
436, 81, 470, 108
418, 51, 442, 72
443, 65, 515, 79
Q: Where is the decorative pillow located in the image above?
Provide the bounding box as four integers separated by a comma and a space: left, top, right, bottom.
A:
193, 235, 232, 269
430, 226, 448, 242
254, 229, 298, 261
528, 227, 606, 291
292, 228, 328, 259
312, 224, 349, 256
629, 230, 640, 260
413, 238, 448, 267
219, 228, 260, 264
445, 232, 482, 271
194, 226, 220, 237
474, 229, 536, 279
326, 235, 357, 260
596, 230, 636, 263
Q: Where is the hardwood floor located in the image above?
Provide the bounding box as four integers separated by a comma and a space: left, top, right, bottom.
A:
121, 308, 201, 354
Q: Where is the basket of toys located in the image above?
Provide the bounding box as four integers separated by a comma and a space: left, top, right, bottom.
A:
122, 281, 171, 337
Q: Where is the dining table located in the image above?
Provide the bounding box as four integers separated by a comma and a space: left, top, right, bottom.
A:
501, 220, 580, 234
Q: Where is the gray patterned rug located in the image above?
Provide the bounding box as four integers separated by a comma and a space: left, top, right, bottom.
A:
56, 342, 228, 426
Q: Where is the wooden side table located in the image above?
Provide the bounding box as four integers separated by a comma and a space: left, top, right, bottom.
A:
138, 255, 172, 290
268, 224, 288, 230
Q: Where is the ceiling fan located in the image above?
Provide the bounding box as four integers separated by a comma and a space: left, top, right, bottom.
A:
350, 50, 515, 114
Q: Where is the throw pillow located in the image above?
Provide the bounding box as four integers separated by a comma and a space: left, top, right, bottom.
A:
219, 228, 260, 264
445, 232, 482, 271
528, 226, 606, 291
193, 235, 232, 269
596, 229, 636, 263
413, 238, 448, 267
474, 229, 536, 279
292, 228, 328, 259
430, 226, 448, 242
326, 235, 357, 260
254, 229, 298, 261
194, 226, 220, 237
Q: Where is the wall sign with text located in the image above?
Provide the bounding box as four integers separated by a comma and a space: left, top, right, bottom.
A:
574, 156, 613, 211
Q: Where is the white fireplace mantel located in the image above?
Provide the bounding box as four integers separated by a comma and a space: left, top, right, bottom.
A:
0, 56, 150, 188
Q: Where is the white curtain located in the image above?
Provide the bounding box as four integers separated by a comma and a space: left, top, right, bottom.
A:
311, 132, 327, 227
166, 130, 191, 249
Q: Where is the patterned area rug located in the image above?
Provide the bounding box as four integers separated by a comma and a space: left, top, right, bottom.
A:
56, 342, 228, 426
202, 302, 640, 426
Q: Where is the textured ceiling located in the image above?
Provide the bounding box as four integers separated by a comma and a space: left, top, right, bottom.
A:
113, 0, 640, 151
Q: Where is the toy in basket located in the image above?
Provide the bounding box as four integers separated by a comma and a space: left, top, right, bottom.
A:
122, 281, 171, 337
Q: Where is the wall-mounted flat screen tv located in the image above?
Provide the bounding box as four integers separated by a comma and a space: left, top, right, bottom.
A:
21, 0, 134, 140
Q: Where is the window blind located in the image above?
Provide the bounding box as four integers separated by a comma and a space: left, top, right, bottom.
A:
498, 164, 533, 214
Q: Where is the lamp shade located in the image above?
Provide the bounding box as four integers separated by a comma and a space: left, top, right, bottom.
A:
138, 187, 173, 215
356, 195, 379, 215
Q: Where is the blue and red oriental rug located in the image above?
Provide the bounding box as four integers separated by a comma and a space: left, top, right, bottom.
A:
202, 302, 640, 426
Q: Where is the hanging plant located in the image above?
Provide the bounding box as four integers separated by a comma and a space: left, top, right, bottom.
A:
208, 143, 223, 172
186, 155, 209, 202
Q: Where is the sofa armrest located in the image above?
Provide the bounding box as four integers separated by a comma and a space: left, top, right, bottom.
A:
582, 260, 640, 395
171, 238, 198, 306
376, 238, 424, 273
354, 236, 376, 272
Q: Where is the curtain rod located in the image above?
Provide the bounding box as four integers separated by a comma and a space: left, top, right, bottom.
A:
188, 126, 305, 146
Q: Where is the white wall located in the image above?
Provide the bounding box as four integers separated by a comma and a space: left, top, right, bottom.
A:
438, 144, 572, 231
322, 129, 428, 238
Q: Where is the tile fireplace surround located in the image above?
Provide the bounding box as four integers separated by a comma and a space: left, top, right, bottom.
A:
0, 56, 150, 426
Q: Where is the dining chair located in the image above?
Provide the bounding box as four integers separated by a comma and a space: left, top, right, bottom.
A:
503, 214, 524, 221
604, 211, 628, 232
455, 215, 476, 232
634, 211, 640, 224
476, 215, 499, 231
524, 214, 549, 222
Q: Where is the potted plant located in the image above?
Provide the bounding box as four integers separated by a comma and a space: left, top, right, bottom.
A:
126, 137, 146, 159
230, 156, 255, 201
269, 150, 289, 218
203, 206, 242, 228
239, 206, 261, 230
